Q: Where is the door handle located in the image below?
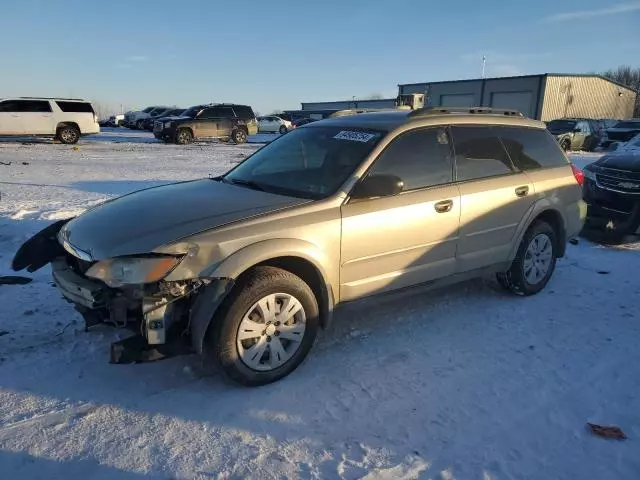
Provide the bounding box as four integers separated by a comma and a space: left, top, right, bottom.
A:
515, 186, 529, 197
434, 199, 453, 213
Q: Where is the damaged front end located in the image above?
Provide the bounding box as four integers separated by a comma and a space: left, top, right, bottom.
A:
12, 219, 230, 364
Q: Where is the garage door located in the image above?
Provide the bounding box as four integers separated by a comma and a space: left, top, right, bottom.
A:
440, 94, 475, 107
490, 91, 532, 117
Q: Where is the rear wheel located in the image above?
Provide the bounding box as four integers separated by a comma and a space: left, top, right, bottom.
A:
279, 125, 287, 134
175, 128, 193, 145
497, 221, 557, 296
206, 266, 319, 386
232, 129, 248, 144
57, 125, 80, 144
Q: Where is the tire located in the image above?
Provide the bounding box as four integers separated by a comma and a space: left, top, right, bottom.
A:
136, 120, 145, 130
279, 125, 287, 134
175, 128, 193, 145
232, 129, 247, 144
561, 138, 571, 151
496, 220, 557, 296
206, 266, 319, 386
57, 125, 80, 144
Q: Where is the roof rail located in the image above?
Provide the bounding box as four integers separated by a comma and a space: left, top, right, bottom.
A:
408, 106, 524, 118
19, 96, 86, 101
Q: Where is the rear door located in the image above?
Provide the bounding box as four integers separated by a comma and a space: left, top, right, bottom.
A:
216, 106, 236, 137
451, 125, 535, 272
340, 127, 460, 301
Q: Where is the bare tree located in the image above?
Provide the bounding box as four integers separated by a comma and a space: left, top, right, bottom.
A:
600, 65, 640, 116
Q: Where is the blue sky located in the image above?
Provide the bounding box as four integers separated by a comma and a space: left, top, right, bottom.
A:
1, 0, 639, 115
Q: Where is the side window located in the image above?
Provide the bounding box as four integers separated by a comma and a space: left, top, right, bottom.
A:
55, 101, 94, 113
233, 106, 254, 120
367, 127, 454, 191
220, 107, 236, 118
199, 107, 220, 118
498, 127, 569, 170
0, 100, 21, 112
1, 100, 52, 112
450, 126, 514, 181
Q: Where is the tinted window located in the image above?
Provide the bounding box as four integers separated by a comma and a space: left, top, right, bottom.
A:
546, 119, 577, 133
142, 107, 155, 113
0, 100, 51, 112
613, 121, 640, 129
233, 105, 255, 120
55, 101, 94, 113
497, 127, 569, 170
368, 128, 453, 191
201, 107, 235, 118
450, 126, 514, 181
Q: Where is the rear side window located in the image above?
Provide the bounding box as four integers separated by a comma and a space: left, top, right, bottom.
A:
55, 101, 94, 113
368, 127, 454, 190
497, 127, 569, 170
233, 105, 255, 120
0, 100, 51, 112
450, 126, 514, 181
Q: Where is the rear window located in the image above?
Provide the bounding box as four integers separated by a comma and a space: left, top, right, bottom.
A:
232, 105, 255, 120
55, 101, 94, 113
497, 127, 569, 170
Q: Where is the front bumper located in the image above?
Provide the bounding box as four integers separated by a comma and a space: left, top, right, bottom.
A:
52, 257, 106, 309
583, 179, 640, 235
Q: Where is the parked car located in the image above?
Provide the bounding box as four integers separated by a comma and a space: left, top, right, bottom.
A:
123, 106, 170, 130
0, 97, 100, 144
154, 103, 258, 144
99, 114, 124, 128
12, 107, 585, 386
582, 153, 640, 238
142, 108, 184, 131
601, 119, 640, 148
545, 118, 601, 151
258, 116, 292, 134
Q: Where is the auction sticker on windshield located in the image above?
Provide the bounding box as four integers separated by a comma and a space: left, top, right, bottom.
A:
333, 131, 377, 142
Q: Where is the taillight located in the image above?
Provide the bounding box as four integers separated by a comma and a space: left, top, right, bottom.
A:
571, 164, 584, 186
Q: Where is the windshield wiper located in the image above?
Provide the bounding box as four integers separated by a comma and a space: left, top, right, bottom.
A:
224, 177, 265, 191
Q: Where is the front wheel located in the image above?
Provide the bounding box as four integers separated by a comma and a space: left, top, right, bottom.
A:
561, 138, 571, 151
279, 125, 287, 134
232, 129, 247, 144
175, 128, 193, 145
206, 266, 319, 386
497, 221, 557, 296
57, 125, 80, 144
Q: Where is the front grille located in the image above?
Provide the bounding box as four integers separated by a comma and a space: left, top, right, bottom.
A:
154, 121, 163, 131
596, 170, 640, 194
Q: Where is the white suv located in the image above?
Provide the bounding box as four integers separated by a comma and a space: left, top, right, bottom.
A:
0, 97, 100, 144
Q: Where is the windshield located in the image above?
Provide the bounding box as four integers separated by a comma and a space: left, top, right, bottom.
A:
142, 107, 154, 113
612, 121, 640, 129
181, 106, 202, 118
169, 109, 185, 116
546, 120, 577, 132
224, 126, 385, 199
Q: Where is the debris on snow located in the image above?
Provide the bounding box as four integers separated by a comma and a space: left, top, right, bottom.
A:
587, 423, 627, 440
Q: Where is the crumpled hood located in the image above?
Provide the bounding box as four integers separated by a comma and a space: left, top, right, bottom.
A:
61, 179, 308, 260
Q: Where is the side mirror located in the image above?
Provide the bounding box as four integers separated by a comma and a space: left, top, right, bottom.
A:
351, 174, 404, 199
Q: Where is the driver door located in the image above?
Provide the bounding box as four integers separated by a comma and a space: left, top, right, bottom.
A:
194, 107, 219, 138
340, 127, 460, 302
572, 120, 589, 150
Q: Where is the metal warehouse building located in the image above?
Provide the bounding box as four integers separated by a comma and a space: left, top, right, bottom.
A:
299, 98, 397, 111
398, 73, 637, 121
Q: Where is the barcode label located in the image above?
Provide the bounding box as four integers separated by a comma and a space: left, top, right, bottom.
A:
333, 131, 376, 142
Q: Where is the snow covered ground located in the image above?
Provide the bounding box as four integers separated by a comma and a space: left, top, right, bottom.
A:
0, 130, 639, 479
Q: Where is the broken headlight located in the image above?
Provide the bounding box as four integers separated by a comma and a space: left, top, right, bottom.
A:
86, 255, 182, 287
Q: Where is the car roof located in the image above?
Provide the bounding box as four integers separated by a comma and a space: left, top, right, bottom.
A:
306, 108, 545, 131
2, 97, 90, 102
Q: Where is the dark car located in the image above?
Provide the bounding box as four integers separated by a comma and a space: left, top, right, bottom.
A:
602, 119, 640, 148
291, 118, 317, 129
546, 118, 601, 151
582, 153, 640, 237
142, 108, 185, 132
154, 103, 258, 144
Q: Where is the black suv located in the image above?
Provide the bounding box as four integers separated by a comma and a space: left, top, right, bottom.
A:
154, 104, 258, 144
142, 108, 184, 131
583, 154, 640, 238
